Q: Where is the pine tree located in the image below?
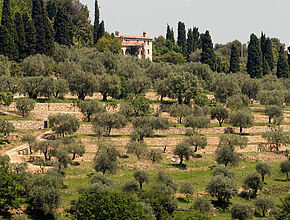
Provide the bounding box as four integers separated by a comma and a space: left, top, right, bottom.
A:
32, 0, 55, 56
177, 21, 186, 54
22, 13, 37, 56
46, 0, 57, 20
1, 0, 18, 60
264, 38, 274, 71
166, 24, 174, 43
93, 0, 100, 44
247, 34, 262, 78
229, 43, 240, 73
200, 30, 216, 71
97, 20, 105, 40
0, 25, 16, 60
54, 6, 74, 46
276, 46, 289, 78
15, 12, 28, 60
192, 27, 200, 51
186, 28, 194, 59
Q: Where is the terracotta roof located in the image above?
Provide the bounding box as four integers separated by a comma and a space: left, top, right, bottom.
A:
122, 42, 143, 47
118, 35, 153, 40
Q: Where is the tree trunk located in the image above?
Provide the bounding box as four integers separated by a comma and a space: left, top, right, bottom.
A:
140, 183, 143, 189
178, 96, 182, 104
240, 127, 243, 134
44, 152, 48, 161
72, 153, 76, 161
262, 175, 264, 182
225, 161, 228, 167
102, 94, 107, 101
179, 117, 182, 124
219, 120, 222, 127
29, 145, 32, 154
194, 146, 198, 152
160, 95, 163, 102
269, 116, 271, 124
179, 157, 183, 165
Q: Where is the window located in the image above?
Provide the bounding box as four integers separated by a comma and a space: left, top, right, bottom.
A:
147, 49, 150, 54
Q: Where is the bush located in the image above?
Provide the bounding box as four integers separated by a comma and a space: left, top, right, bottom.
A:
230, 203, 253, 220
192, 197, 212, 213
255, 197, 275, 217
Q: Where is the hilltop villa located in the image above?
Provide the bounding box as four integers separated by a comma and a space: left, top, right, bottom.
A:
115, 31, 153, 61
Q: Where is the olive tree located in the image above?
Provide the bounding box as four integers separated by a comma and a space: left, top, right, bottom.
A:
128, 74, 152, 95
230, 203, 253, 220
262, 127, 290, 151
229, 110, 254, 134
0, 119, 15, 137
213, 165, 236, 179
15, 98, 35, 117
255, 197, 275, 217
226, 94, 249, 111
210, 105, 229, 127
256, 162, 271, 182
173, 142, 193, 165
48, 114, 80, 137
21, 134, 36, 154
280, 159, 290, 181
133, 170, 149, 189
78, 100, 105, 122
147, 149, 163, 164
179, 181, 194, 202
126, 141, 147, 160
97, 74, 121, 101
186, 132, 207, 152
184, 115, 210, 131
265, 105, 283, 124
243, 172, 263, 198
192, 197, 212, 213
169, 104, 192, 124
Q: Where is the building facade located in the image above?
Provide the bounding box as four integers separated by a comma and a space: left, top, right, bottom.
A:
115, 31, 153, 61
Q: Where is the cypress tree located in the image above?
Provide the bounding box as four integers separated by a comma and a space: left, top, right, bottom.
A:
200, 30, 216, 71
46, 0, 57, 20
93, 0, 100, 44
262, 57, 270, 75
97, 20, 105, 40
192, 27, 200, 51
166, 24, 174, 43
15, 12, 28, 60
177, 21, 186, 54
186, 28, 194, 59
1, 0, 18, 60
276, 46, 289, 78
264, 38, 274, 71
22, 13, 37, 56
0, 25, 16, 60
32, 0, 55, 56
54, 6, 74, 46
247, 34, 262, 78
229, 43, 240, 73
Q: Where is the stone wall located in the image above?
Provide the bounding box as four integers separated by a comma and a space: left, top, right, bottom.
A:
11, 120, 44, 130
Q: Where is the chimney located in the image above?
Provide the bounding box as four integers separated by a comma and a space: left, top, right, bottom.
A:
143, 32, 146, 37
115, 31, 120, 37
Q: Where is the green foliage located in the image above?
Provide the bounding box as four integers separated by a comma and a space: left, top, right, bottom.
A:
169, 104, 192, 124
126, 141, 147, 160
21, 134, 36, 154
121, 95, 152, 117
186, 132, 207, 152
184, 115, 210, 131
22, 12, 37, 56
0, 91, 13, 106
166, 24, 175, 43
48, 113, 80, 137
15, 98, 35, 117
78, 99, 104, 122
64, 138, 85, 161
147, 149, 162, 164
157, 172, 178, 195
92, 112, 126, 137
192, 197, 212, 213
93, 0, 99, 44
247, 33, 262, 78
200, 31, 216, 71
97, 73, 121, 101
73, 190, 146, 219
67, 71, 97, 100
230, 203, 253, 220
276, 46, 289, 78
134, 170, 149, 189
262, 127, 290, 151
90, 172, 113, 189
255, 197, 275, 217
0, 55, 10, 76
14, 12, 27, 60
229, 43, 240, 73
229, 110, 254, 134
123, 180, 139, 193
243, 172, 263, 198
93, 142, 119, 174
128, 74, 151, 95
0, 119, 14, 137
179, 181, 194, 202
54, 6, 74, 46
275, 195, 290, 220
206, 175, 237, 204
173, 142, 193, 165
255, 162, 271, 182
265, 105, 283, 124
96, 33, 122, 54
280, 159, 290, 180
212, 165, 235, 179
177, 21, 186, 54
0, 25, 17, 60
210, 105, 229, 127
226, 94, 249, 111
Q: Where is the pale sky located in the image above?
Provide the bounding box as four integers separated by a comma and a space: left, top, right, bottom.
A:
80, 0, 290, 45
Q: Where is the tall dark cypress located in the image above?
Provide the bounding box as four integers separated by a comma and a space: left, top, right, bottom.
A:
54, 6, 74, 46
200, 30, 216, 71
22, 13, 37, 56
264, 38, 274, 71
93, 0, 100, 44
166, 24, 174, 43
276, 46, 289, 78
0, 25, 16, 60
1, 0, 18, 60
15, 12, 28, 60
177, 21, 186, 54
32, 0, 55, 56
46, 0, 57, 20
186, 28, 194, 59
229, 43, 240, 73
97, 20, 105, 40
192, 27, 200, 51
247, 34, 262, 78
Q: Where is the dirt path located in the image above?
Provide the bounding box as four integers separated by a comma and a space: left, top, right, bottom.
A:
5, 130, 52, 171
